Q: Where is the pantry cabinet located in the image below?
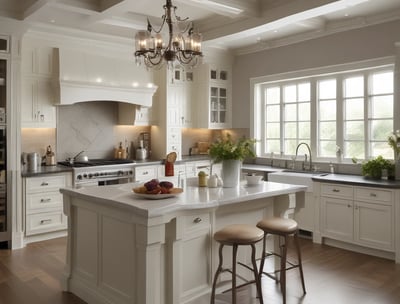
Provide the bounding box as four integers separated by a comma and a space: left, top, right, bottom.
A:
194, 64, 232, 129
320, 183, 394, 251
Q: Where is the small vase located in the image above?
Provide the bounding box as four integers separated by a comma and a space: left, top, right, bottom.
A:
221, 159, 241, 188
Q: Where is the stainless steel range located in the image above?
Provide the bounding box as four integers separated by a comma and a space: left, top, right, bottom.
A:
58, 159, 135, 187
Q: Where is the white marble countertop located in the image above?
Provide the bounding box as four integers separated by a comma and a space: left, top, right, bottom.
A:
60, 180, 307, 218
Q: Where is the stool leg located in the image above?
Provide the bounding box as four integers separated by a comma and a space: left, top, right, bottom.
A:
210, 244, 224, 304
250, 243, 264, 304
258, 233, 267, 281
232, 244, 238, 304
280, 235, 288, 304
294, 231, 306, 294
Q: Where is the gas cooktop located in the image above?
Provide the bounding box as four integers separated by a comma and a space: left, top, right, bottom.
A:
58, 159, 135, 168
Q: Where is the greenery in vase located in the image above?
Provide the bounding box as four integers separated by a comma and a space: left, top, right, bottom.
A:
209, 133, 257, 163
388, 130, 400, 160
361, 156, 394, 179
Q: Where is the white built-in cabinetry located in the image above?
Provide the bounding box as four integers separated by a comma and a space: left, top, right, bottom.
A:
320, 183, 394, 251
21, 45, 56, 127
24, 172, 71, 240
194, 64, 232, 129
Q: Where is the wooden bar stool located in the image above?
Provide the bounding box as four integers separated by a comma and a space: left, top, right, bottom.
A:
257, 217, 306, 304
210, 224, 264, 304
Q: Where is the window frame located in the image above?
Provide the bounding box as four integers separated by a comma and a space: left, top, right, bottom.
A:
251, 58, 395, 162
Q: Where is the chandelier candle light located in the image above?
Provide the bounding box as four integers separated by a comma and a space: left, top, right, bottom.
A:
134, 0, 203, 68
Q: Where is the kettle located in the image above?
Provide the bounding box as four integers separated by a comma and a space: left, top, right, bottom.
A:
136, 140, 147, 160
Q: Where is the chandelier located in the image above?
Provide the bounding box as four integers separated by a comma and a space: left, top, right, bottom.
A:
134, 0, 203, 69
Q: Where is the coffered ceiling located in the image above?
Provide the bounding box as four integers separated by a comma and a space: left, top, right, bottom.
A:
1, 0, 400, 54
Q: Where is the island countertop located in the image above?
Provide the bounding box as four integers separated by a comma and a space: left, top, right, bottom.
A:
60, 180, 307, 218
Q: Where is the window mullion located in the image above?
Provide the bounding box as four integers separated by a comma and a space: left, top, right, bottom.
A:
336, 75, 344, 157
364, 72, 369, 158
310, 79, 317, 158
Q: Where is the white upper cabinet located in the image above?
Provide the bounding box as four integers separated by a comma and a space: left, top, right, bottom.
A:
193, 63, 232, 129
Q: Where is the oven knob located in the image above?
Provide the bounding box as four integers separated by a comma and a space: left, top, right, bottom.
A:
77, 175, 82, 180
129, 170, 133, 175
88, 173, 93, 178
100, 172, 104, 176
118, 170, 123, 176
94, 172, 99, 177
83, 173, 87, 178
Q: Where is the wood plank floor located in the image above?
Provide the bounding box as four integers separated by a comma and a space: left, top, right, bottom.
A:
0, 237, 399, 304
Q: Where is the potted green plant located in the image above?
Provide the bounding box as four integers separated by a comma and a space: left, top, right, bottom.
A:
209, 133, 257, 187
361, 156, 394, 179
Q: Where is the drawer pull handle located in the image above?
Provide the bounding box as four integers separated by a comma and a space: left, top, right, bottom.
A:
143, 171, 148, 175
332, 189, 340, 192
193, 217, 202, 224
41, 182, 49, 186
347, 204, 352, 208
370, 193, 377, 197
40, 219, 52, 225
40, 198, 51, 203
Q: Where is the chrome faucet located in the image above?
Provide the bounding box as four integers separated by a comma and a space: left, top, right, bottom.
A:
295, 142, 312, 171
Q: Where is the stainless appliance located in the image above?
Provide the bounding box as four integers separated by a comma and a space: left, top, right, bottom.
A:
0, 57, 8, 247
58, 159, 135, 187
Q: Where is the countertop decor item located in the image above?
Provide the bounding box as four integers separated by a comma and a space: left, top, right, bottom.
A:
361, 156, 394, 180
134, 0, 203, 69
209, 133, 256, 187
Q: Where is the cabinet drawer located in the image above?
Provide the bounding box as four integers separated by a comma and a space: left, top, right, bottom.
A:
134, 166, 157, 182
355, 187, 392, 205
26, 175, 66, 193
321, 183, 353, 199
25, 211, 67, 236
26, 191, 63, 213
183, 213, 210, 233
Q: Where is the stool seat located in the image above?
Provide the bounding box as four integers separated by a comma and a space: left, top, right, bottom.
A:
214, 224, 264, 245
257, 217, 298, 235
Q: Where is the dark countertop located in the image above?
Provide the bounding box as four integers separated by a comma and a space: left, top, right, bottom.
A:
21, 165, 73, 177
312, 173, 400, 189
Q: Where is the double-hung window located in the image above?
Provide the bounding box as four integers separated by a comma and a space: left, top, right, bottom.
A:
256, 65, 394, 161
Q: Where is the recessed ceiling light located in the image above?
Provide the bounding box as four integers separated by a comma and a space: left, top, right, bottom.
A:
50, 19, 56, 23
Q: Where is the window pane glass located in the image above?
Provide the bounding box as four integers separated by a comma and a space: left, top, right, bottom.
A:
319, 79, 336, 99
319, 141, 336, 157
345, 98, 364, 120
319, 100, 336, 120
284, 122, 297, 138
345, 141, 364, 159
371, 120, 392, 140
371, 142, 393, 159
285, 104, 297, 121
344, 76, 363, 98
266, 105, 280, 122
345, 121, 364, 140
266, 140, 280, 153
283, 85, 296, 103
298, 83, 310, 101
298, 102, 310, 121
298, 122, 310, 139
266, 122, 280, 138
371, 71, 393, 95
284, 140, 297, 155
319, 122, 336, 140
266, 87, 280, 104
371, 96, 393, 119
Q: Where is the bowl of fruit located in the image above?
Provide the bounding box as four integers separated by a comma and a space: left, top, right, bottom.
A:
132, 179, 183, 199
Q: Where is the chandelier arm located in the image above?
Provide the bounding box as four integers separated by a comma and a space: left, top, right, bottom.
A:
176, 51, 196, 65
146, 53, 164, 66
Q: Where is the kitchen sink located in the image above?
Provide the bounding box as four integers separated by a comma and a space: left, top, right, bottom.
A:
268, 170, 328, 192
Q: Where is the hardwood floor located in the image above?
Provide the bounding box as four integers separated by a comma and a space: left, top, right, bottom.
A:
0, 237, 399, 304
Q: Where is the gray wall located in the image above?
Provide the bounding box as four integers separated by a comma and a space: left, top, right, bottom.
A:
232, 19, 400, 128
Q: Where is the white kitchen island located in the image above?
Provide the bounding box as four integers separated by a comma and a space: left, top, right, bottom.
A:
60, 180, 307, 304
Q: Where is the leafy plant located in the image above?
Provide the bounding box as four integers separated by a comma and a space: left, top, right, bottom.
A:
361, 156, 394, 179
209, 133, 257, 163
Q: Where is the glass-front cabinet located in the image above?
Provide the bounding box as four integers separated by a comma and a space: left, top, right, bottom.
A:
195, 64, 232, 129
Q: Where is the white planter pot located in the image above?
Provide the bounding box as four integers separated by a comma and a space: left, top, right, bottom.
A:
221, 159, 241, 188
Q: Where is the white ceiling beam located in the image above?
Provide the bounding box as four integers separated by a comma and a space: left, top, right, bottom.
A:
22, 0, 55, 20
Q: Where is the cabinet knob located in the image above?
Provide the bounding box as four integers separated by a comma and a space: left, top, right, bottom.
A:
347, 204, 352, 208
370, 193, 377, 197
41, 182, 49, 186
193, 217, 202, 224
40, 198, 51, 203
333, 189, 340, 193
40, 219, 52, 225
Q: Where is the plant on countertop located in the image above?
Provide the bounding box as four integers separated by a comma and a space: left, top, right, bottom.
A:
361, 156, 394, 179
209, 133, 257, 163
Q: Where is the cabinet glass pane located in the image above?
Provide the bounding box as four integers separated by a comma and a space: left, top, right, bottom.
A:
210, 70, 217, 80
219, 88, 226, 97
210, 87, 218, 96
220, 71, 227, 80
211, 111, 218, 123
219, 99, 226, 110
0, 37, 8, 52
219, 111, 226, 123
211, 98, 218, 110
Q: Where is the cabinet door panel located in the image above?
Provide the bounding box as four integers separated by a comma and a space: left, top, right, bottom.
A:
321, 197, 353, 241
354, 201, 394, 250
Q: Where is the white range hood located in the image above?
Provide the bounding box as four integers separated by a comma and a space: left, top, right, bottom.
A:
54, 48, 157, 106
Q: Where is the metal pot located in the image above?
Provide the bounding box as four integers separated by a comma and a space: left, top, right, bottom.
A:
70, 151, 89, 163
